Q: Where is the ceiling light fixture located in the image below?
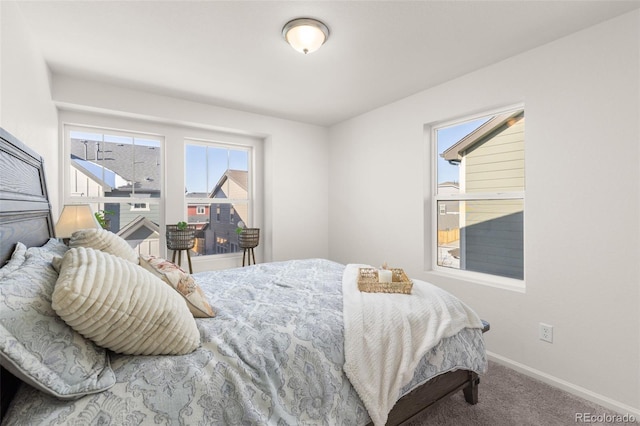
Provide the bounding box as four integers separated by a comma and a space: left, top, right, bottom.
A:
282, 18, 329, 55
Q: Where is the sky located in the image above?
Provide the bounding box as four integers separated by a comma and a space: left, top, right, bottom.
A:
185, 144, 248, 194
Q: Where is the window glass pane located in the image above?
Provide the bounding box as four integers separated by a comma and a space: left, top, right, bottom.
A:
185, 142, 252, 257
229, 149, 249, 172
185, 145, 249, 199
185, 145, 209, 194
437, 199, 523, 279
434, 108, 525, 282
69, 131, 162, 199
131, 137, 161, 196
208, 147, 229, 198
436, 118, 488, 194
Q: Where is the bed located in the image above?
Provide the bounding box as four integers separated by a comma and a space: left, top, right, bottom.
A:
0, 127, 488, 425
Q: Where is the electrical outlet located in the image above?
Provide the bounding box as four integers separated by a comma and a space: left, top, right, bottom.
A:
539, 323, 553, 343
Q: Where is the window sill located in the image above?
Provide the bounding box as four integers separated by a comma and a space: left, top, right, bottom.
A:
180, 253, 244, 273
427, 267, 526, 293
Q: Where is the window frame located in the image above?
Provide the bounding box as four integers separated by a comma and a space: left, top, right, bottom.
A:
184, 137, 255, 259
430, 105, 525, 291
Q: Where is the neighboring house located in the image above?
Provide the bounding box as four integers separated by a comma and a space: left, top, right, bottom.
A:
437, 181, 462, 267
441, 111, 525, 279
437, 181, 460, 233
116, 215, 160, 256
186, 198, 210, 227
69, 138, 162, 253
186, 169, 249, 256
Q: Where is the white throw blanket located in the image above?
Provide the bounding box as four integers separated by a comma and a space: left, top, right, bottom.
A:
342, 264, 484, 426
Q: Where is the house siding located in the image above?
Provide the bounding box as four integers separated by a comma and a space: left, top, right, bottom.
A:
461, 117, 524, 279
464, 119, 525, 193
69, 167, 104, 197
462, 202, 524, 279
114, 202, 161, 231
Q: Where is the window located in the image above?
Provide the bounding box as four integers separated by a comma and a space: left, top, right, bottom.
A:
433, 107, 524, 282
131, 202, 149, 211
185, 141, 252, 257
196, 206, 206, 215
64, 125, 163, 257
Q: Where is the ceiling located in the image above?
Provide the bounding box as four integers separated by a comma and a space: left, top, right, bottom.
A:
14, 1, 640, 127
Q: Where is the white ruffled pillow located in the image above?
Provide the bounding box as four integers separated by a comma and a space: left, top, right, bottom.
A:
69, 228, 139, 264
52, 247, 200, 356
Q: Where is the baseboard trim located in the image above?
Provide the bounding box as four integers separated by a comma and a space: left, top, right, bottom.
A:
487, 351, 640, 418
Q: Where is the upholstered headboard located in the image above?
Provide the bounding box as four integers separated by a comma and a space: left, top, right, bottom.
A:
0, 127, 55, 418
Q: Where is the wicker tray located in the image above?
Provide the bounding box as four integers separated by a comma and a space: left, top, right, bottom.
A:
358, 267, 413, 294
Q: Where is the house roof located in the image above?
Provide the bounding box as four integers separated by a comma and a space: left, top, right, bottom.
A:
209, 169, 248, 198
438, 181, 459, 188
185, 192, 209, 198
70, 138, 161, 192
441, 111, 524, 162
117, 214, 160, 240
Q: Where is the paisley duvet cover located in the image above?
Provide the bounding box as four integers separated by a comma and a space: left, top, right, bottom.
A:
4, 258, 486, 425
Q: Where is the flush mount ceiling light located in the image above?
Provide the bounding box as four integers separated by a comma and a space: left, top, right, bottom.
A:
282, 18, 330, 55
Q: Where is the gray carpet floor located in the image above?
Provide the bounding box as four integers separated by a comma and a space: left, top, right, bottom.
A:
404, 361, 634, 425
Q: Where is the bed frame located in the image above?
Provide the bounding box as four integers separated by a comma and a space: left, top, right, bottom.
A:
0, 128, 55, 420
0, 127, 488, 425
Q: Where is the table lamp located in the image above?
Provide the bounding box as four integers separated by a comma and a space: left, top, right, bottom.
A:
55, 204, 101, 244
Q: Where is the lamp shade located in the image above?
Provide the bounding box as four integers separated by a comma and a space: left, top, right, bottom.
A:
282, 18, 329, 54
55, 204, 101, 238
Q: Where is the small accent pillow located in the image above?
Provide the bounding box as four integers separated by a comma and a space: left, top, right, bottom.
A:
52, 247, 200, 355
0, 242, 115, 400
69, 228, 139, 264
139, 255, 215, 318
0, 242, 27, 279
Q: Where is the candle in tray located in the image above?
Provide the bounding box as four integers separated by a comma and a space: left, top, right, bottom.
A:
378, 269, 392, 283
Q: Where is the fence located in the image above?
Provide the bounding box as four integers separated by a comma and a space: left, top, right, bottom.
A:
438, 228, 460, 245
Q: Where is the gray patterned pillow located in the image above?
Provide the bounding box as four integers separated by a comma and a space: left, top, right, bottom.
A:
0, 239, 116, 399
24, 238, 68, 262
0, 242, 27, 279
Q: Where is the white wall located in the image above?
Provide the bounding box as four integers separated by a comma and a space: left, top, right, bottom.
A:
0, 2, 59, 214
329, 10, 640, 415
51, 76, 330, 266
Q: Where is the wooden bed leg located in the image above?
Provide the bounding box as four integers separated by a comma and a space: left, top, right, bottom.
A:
463, 371, 480, 405
186, 250, 193, 274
